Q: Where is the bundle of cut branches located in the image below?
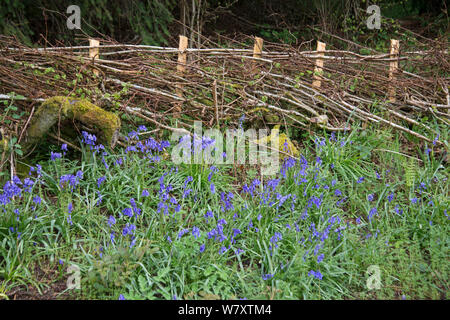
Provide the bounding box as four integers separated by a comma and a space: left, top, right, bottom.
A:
0, 31, 448, 147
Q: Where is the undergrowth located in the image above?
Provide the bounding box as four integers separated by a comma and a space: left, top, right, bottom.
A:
0, 124, 448, 300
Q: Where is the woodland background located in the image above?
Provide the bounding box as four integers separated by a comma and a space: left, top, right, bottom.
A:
0, 0, 448, 47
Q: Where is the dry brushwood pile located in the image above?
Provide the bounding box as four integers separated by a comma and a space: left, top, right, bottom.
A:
0, 33, 448, 148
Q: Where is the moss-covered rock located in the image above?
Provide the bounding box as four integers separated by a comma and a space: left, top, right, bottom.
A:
22, 96, 121, 153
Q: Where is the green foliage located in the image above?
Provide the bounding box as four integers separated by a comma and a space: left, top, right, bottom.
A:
260, 29, 300, 45
0, 0, 175, 46
0, 93, 26, 125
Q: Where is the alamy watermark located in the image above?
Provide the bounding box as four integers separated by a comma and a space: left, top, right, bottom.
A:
66, 5, 81, 30
367, 5, 381, 30
66, 265, 81, 290
170, 121, 287, 176
366, 265, 381, 290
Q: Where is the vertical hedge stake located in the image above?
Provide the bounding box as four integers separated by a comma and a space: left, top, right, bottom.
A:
89, 38, 100, 76
253, 37, 263, 59
176, 35, 188, 99
388, 39, 400, 103
312, 41, 326, 88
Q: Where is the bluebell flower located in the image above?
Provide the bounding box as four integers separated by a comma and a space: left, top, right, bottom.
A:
101, 156, 109, 169
232, 228, 242, 239
269, 232, 283, 250
68, 202, 73, 214
199, 244, 205, 253
141, 189, 150, 197
316, 156, 322, 166
108, 215, 116, 227
262, 274, 274, 280
387, 192, 394, 202
357, 177, 364, 183
122, 224, 136, 236
36, 164, 42, 177
96, 192, 103, 206
219, 192, 234, 212
97, 176, 106, 188
368, 207, 377, 222
432, 134, 439, 146
33, 196, 41, 205
208, 166, 218, 182
50, 151, 62, 161
118, 294, 125, 300
22, 178, 34, 192
308, 270, 323, 280
178, 228, 189, 239
192, 226, 201, 239
122, 208, 133, 217
317, 254, 324, 263
219, 246, 228, 254
394, 205, 403, 215
238, 114, 245, 129
129, 238, 136, 248
204, 210, 213, 222
81, 131, 97, 146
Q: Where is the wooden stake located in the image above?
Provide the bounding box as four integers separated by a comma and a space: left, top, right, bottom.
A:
388, 39, 400, 103
176, 35, 188, 99
89, 39, 100, 76
253, 37, 263, 58
312, 41, 326, 88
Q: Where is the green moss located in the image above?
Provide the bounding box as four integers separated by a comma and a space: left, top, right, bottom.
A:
248, 107, 280, 124
71, 99, 121, 146
22, 96, 121, 154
